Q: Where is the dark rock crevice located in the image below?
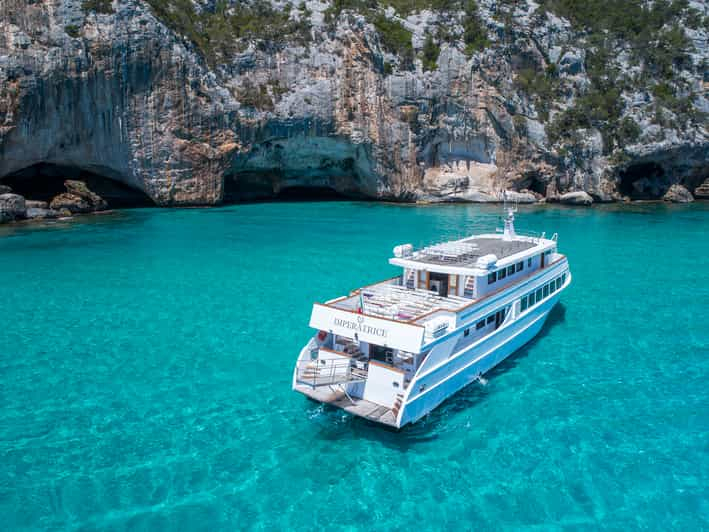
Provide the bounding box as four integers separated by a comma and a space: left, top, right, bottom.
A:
222, 169, 365, 203
1, 163, 155, 208
617, 162, 667, 199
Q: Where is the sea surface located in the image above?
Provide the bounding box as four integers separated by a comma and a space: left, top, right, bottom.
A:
1, 201, 708, 530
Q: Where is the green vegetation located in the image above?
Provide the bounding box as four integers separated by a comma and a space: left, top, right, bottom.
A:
64, 25, 81, 38
514, 66, 557, 121
323, 0, 488, 70
144, 0, 311, 65
539, 0, 693, 77
535, 0, 699, 150
81, 0, 114, 14
372, 14, 414, 67
461, 0, 489, 55
421, 33, 440, 71
238, 82, 274, 111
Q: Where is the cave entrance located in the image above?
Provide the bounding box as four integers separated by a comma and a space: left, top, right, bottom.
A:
275, 186, 350, 201
1, 163, 154, 208
618, 162, 667, 199
222, 171, 353, 203
527, 176, 547, 196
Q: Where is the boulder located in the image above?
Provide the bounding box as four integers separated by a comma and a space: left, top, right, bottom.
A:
25, 200, 48, 209
0, 185, 12, 194
559, 191, 593, 205
26, 207, 61, 219
0, 193, 27, 223
64, 180, 108, 210
663, 184, 694, 203
693, 178, 709, 199
50, 193, 93, 213
558, 50, 585, 75
502, 190, 539, 204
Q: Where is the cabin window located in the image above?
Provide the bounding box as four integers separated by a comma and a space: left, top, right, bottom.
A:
464, 328, 469, 337
556, 277, 562, 290
536, 288, 543, 301
476, 320, 485, 330
528, 258, 532, 267
498, 269, 507, 280
550, 281, 556, 293
521, 297, 528, 311
543, 284, 549, 297
507, 266, 515, 276
393, 381, 400, 388
529, 292, 535, 305
450, 275, 458, 288
487, 315, 495, 324
545, 250, 552, 256
562, 273, 566, 284
488, 272, 496, 284
516, 262, 523, 272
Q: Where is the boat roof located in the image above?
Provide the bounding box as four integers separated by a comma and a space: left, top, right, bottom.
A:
390, 233, 551, 274
409, 236, 537, 267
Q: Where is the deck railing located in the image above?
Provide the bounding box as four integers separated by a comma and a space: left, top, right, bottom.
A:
295, 357, 368, 388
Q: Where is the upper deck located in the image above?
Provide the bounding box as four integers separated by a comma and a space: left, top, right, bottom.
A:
403, 236, 538, 269
313, 231, 563, 339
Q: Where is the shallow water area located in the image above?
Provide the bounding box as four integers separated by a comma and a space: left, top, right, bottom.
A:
1, 201, 708, 530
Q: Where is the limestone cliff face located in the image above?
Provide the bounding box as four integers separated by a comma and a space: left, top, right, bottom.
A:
0, 0, 707, 205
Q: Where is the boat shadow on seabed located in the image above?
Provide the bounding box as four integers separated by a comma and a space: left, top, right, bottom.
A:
311, 303, 568, 448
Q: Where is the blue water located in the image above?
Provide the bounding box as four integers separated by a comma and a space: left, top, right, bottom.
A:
1, 202, 708, 530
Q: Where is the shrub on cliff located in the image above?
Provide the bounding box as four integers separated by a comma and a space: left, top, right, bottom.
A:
64, 25, 81, 38
373, 14, 414, 69
81, 0, 114, 14
421, 33, 440, 71
144, 0, 311, 65
462, 0, 489, 55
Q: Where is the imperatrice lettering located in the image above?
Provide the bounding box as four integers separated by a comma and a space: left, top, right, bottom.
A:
333, 317, 387, 337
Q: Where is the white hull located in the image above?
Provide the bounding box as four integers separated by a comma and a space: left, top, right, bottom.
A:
397, 293, 559, 426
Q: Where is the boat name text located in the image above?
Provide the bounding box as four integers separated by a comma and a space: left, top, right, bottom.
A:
333, 317, 387, 338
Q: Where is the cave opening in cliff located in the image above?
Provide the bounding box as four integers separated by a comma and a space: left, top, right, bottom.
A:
618, 162, 667, 199
222, 171, 352, 203
275, 186, 350, 201
527, 176, 547, 196
1, 163, 155, 208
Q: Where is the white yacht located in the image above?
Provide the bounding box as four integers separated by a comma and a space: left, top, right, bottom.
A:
292, 208, 571, 428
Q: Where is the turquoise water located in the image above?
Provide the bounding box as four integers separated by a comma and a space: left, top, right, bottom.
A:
1, 202, 708, 530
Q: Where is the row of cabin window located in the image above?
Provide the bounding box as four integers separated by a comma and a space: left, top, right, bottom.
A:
487, 258, 532, 285
520, 273, 566, 312
463, 314, 497, 336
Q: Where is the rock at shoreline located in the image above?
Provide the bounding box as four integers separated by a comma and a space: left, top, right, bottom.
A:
0, 193, 27, 223
694, 179, 709, 199
26, 207, 61, 219
559, 191, 593, 205
663, 184, 694, 203
0, 185, 12, 194
64, 180, 108, 210
25, 200, 48, 209
502, 190, 539, 204
49, 180, 108, 214
50, 193, 93, 213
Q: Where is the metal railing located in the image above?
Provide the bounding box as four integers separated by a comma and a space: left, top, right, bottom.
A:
295, 358, 368, 388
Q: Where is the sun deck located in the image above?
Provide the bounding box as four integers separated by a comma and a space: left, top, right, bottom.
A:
357, 283, 468, 321
409, 236, 538, 267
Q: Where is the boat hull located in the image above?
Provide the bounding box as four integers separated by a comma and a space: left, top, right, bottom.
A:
397, 293, 560, 427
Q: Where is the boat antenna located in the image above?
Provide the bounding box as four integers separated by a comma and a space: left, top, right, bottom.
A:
502, 190, 517, 241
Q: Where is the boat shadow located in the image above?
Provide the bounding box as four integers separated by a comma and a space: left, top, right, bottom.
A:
311, 303, 568, 449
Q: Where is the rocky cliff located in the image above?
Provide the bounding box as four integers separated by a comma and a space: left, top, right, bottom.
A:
0, 0, 707, 207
